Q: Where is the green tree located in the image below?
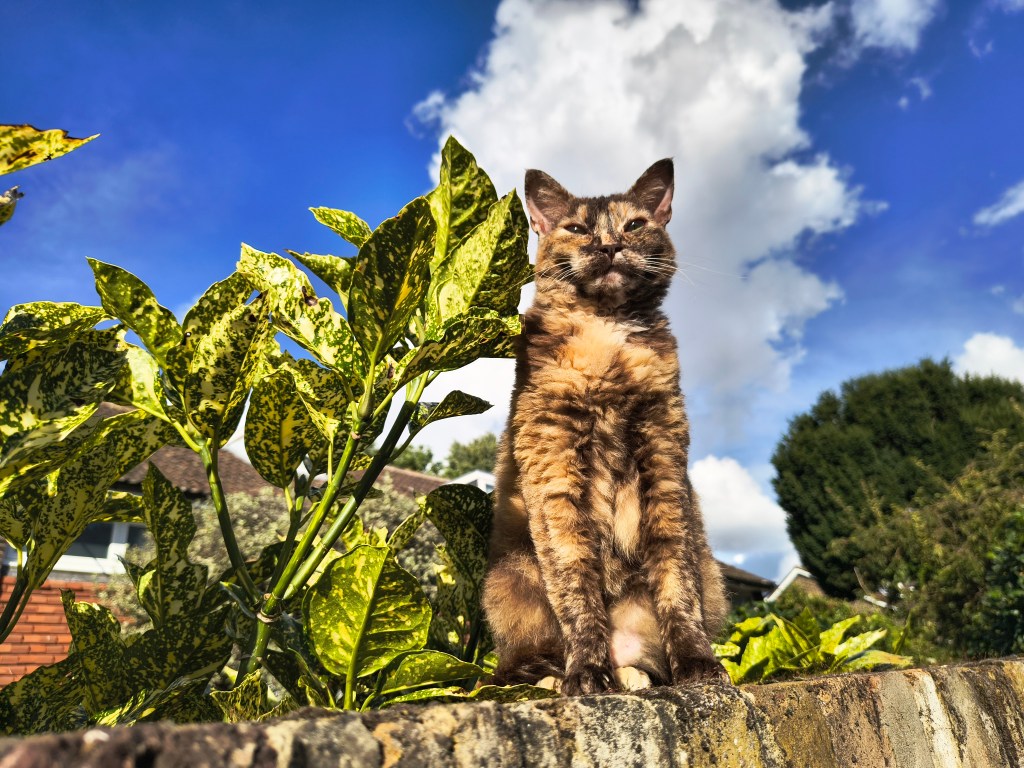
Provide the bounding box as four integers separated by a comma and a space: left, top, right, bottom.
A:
439, 432, 497, 478
845, 424, 1024, 658
772, 359, 1024, 597
388, 444, 436, 474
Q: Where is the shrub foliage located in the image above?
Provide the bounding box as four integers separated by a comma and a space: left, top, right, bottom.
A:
0, 138, 553, 734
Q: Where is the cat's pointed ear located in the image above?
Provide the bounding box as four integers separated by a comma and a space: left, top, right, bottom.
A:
525, 169, 572, 235
629, 159, 674, 226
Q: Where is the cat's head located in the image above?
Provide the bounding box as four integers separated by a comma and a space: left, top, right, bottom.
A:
524, 159, 676, 310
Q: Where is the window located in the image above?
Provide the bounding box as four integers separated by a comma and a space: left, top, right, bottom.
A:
2, 522, 146, 575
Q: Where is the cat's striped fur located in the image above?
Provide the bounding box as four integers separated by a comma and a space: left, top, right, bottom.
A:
483, 160, 729, 695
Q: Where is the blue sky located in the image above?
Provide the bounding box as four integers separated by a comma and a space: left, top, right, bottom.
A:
4, 0, 1024, 580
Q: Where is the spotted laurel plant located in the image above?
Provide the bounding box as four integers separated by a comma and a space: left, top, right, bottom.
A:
0, 138, 550, 734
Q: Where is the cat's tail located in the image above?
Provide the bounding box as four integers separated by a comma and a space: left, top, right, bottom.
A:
489, 653, 564, 687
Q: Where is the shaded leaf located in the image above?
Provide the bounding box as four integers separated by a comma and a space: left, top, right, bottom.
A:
387, 505, 427, 553
210, 670, 271, 723
0, 657, 85, 736
410, 391, 491, 438
62, 592, 131, 715
137, 465, 208, 625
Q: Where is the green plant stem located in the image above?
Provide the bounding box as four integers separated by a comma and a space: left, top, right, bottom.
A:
281, 378, 427, 602
200, 441, 259, 602
243, 419, 366, 677
0, 578, 28, 644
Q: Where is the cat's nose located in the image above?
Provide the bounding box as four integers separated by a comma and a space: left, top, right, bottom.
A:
598, 243, 623, 259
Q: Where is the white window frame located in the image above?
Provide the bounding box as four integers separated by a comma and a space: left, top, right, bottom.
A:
1, 522, 131, 576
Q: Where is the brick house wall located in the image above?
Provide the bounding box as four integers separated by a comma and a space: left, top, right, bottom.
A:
0, 573, 104, 686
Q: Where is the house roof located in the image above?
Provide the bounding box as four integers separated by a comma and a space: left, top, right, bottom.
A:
717, 562, 777, 590
119, 444, 270, 496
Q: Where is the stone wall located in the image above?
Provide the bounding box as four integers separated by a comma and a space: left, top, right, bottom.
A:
2, 658, 1023, 767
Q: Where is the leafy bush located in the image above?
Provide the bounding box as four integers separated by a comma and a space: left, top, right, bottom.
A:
713, 610, 912, 684
0, 137, 552, 734
772, 359, 1024, 597
846, 422, 1024, 659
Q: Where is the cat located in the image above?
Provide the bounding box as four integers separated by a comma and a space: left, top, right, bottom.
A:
482, 159, 730, 695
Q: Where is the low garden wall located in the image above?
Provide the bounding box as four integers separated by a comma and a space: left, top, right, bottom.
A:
2, 658, 1022, 767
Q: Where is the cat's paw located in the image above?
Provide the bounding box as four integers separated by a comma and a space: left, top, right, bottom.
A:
535, 675, 563, 692
670, 657, 732, 687
561, 664, 616, 696
613, 666, 652, 691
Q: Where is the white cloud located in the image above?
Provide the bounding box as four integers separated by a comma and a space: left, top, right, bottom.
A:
849, 0, 941, 52
996, 0, 1024, 11
416, 0, 866, 452
909, 76, 932, 99
690, 455, 793, 554
898, 96, 910, 110
954, 333, 1024, 382
1014, 296, 1024, 315
973, 178, 1024, 228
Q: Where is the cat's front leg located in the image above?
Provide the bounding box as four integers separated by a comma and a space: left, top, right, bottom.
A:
635, 408, 731, 687
517, 412, 616, 695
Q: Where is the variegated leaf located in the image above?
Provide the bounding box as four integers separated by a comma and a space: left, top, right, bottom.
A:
348, 198, 435, 362
62, 592, 132, 715
137, 465, 207, 625
245, 367, 317, 487
183, 298, 272, 445
310, 207, 372, 248
304, 545, 431, 679
289, 250, 355, 310
18, 410, 174, 591
210, 670, 271, 723
0, 656, 85, 736
0, 124, 97, 176
381, 682, 554, 707
0, 328, 126, 442
126, 606, 233, 690
238, 245, 365, 378
377, 650, 483, 699
0, 301, 109, 361
108, 345, 171, 422
0, 185, 22, 227
427, 191, 530, 331
387, 504, 427, 553
397, 310, 520, 384
88, 259, 182, 365
427, 136, 498, 268
409, 391, 491, 438
421, 485, 492, 662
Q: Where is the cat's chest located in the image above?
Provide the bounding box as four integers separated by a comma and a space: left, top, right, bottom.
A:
529, 315, 668, 392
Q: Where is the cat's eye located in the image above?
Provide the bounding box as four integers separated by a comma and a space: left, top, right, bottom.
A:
564, 223, 589, 235
625, 218, 647, 232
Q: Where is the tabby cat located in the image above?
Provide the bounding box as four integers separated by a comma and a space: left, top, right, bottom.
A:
483, 159, 729, 695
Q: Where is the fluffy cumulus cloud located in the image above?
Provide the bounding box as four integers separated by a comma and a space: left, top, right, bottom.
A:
973, 178, 1024, 228
849, 0, 942, 52
415, 0, 867, 457
690, 455, 797, 570
954, 333, 1024, 382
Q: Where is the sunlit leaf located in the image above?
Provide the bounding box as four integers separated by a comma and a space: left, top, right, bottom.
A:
88, 259, 182, 366
427, 136, 498, 268
304, 545, 430, 680
347, 197, 435, 361
0, 124, 97, 176
0, 301, 109, 361
245, 367, 317, 487
310, 207, 372, 248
